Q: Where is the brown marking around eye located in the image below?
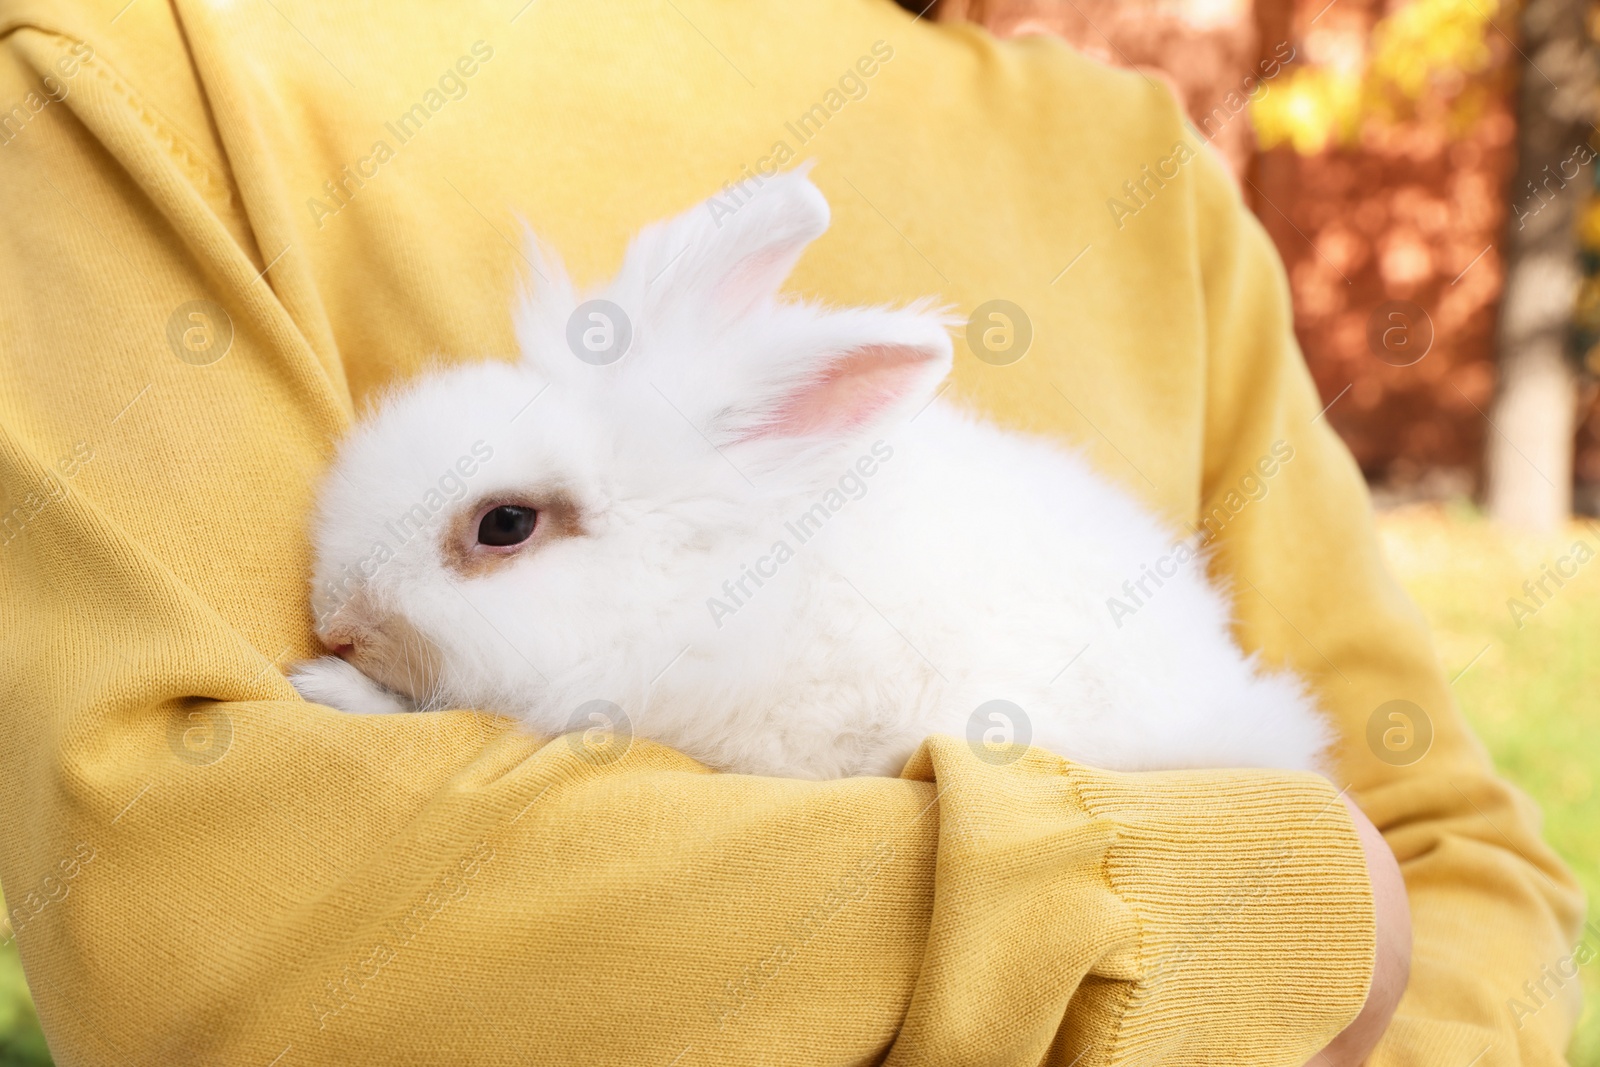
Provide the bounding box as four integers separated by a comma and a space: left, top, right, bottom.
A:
440, 489, 585, 578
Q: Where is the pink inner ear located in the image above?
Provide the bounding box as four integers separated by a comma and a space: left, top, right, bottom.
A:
717, 246, 796, 316
760, 344, 934, 438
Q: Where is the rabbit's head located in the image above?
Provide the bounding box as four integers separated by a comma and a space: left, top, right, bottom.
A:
305, 169, 953, 730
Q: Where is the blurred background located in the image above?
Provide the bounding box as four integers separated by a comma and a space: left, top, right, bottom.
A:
3, 0, 1597, 1061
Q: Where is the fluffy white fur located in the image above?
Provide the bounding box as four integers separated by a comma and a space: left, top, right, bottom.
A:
290, 170, 1329, 780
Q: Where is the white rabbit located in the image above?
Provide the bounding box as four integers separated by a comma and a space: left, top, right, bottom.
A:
290, 169, 1329, 780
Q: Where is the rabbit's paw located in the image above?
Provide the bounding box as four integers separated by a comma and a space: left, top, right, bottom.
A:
290, 656, 415, 715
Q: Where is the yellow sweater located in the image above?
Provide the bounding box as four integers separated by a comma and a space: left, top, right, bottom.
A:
0, 0, 1583, 1063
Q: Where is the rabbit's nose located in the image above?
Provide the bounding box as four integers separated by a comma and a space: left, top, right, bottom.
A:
320, 624, 363, 658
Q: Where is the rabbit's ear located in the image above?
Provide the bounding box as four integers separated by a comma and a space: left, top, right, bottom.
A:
730, 303, 955, 444
613, 165, 829, 322
514, 224, 577, 366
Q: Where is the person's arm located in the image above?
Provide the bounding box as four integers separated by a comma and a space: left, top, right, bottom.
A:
0, 3, 1385, 1064
1183, 140, 1587, 1064
0, 423, 1373, 1066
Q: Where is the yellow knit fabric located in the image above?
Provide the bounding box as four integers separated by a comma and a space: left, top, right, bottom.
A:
0, 0, 1583, 1064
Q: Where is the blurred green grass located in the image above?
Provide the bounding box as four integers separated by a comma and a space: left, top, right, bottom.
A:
0, 929, 49, 1067
1376, 502, 1600, 1067
0, 502, 1592, 1064
1377, 501, 1598, 1065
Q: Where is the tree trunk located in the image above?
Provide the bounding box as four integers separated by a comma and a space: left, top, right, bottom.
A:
1485, 0, 1595, 531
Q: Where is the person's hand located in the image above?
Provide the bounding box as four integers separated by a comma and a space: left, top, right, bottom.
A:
1304, 794, 1412, 1066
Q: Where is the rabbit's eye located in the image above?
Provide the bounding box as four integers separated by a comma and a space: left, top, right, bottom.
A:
477, 505, 537, 547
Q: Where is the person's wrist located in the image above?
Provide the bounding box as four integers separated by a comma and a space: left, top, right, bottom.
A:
1304, 795, 1412, 1066
1056, 763, 1387, 1063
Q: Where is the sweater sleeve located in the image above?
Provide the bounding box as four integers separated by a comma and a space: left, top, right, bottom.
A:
1184, 141, 1587, 1066
0, 1, 1386, 1064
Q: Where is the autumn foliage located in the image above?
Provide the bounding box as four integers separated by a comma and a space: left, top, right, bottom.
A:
934, 0, 1600, 500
